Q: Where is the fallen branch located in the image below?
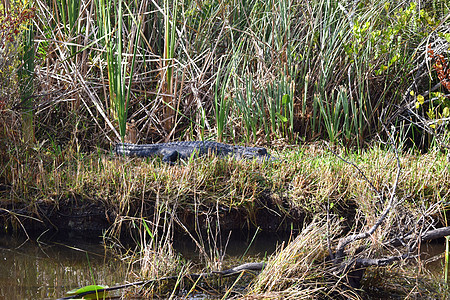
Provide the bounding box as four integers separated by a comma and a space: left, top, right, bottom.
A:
419, 226, 450, 241
355, 253, 412, 268
389, 225, 450, 247
351, 227, 450, 268
329, 125, 402, 262
55, 262, 265, 300
327, 125, 404, 289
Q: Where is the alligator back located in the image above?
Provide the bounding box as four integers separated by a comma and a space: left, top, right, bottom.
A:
115, 141, 274, 163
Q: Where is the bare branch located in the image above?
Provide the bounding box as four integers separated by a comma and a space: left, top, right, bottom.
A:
333, 123, 401, 261
355, 253, 412, 267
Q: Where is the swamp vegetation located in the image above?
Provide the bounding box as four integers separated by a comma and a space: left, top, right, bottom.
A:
1, 0, 450, 298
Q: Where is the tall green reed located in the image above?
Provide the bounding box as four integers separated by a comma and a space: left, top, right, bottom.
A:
293, 0, 401, 145
162, 0, 178, 134
302, 0, 360, 144
317, 86, 351, 144
234, 75, 263, 142
22, 0, 439, 148
56, 0, 81, 57
96, 0, 141, 141
222, 0, 297, 142
265, 74, 295, 141
19, 14, 35, 145
214, 59, 233, 142
220, 0, 426, 146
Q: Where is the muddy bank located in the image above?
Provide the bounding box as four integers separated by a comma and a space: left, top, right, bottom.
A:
0, 191, 307, 238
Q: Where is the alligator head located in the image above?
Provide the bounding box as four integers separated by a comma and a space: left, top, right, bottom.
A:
241, 147, 276, 162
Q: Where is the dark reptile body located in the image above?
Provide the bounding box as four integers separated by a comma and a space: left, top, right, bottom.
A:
115, 141, 274, 163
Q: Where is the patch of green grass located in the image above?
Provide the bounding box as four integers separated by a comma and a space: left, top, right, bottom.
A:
2, 143, 448, 230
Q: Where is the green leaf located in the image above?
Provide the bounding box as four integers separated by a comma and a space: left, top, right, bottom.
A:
444, 33, 450, 43
276, 112, 288, 123
282, 94, 290, 105
66, 285, 109, 299
443, 107, 449, 118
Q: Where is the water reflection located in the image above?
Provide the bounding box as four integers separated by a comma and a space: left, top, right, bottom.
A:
173, 231, 290, 261
0, 231, 289, 299
0, 234, 130, 299
422, 242, 446, 278
3, 230, 442, 300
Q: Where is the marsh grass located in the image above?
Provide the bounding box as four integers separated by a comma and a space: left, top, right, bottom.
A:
1, 1, 450, 298
2, 0, 444, 149
18, 8, 35, 145
244, 217, 362, 299
2, 143, 449, 231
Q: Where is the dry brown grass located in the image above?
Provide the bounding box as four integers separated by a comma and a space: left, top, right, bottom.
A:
245, 217, 360, 299
2, 142, 449, 228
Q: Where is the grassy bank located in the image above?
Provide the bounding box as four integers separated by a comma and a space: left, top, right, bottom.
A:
3, 143, 449, 229
1, 142, 449, 297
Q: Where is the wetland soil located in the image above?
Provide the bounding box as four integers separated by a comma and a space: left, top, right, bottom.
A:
0, 191, 307, 238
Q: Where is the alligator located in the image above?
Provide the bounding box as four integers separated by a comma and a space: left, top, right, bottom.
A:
115, 141, 275, 164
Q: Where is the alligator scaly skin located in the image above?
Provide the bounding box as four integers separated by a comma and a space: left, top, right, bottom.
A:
115, 141, 274, 163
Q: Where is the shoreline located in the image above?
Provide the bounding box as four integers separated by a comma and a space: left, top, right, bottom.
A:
1, 143, 448, 240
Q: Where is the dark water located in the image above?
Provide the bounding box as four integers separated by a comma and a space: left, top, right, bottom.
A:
0, 231, 446, 300
0, 234, 131, 299
422, 242, 446, 278
0, 231, 288, 299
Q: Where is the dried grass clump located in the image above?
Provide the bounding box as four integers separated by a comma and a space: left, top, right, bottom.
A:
141, 241, 182, 279
246, 217, 359, 299
138, 237, 192, 298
